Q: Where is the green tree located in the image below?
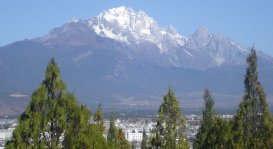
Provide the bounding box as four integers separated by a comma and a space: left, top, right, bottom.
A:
141, 128, 148, 149
116, 128, 131, 149
194, 89, 216, 149
152, 88, 189, 149
94, 103, 105, 133
208, 117, 232, 149
194, 89, 233, 149
107, 113, 118, 148
107, 113, 130, 149
63, 105, 107, 149
5, 58, 106, 149
232, 48, 273, 148
6, 58, 68, 148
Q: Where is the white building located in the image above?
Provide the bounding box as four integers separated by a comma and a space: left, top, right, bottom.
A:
125, 129, 143, 142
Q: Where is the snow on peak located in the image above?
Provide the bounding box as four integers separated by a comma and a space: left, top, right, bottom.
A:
97, 6, 156, 35
89, 6, 187, 52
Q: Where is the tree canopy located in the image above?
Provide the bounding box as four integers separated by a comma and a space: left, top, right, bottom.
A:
194, 89, 232, 149
5, 58, 106, 149
152, 88, 189, 149
232, 48, 273, 148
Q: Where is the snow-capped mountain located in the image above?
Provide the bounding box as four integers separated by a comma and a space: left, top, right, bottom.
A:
1, 6, 273, 114
91, 6, 187, 52
37, 6, 273, 70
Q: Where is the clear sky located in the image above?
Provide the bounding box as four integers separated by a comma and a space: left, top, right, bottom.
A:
1, 0, 273, 55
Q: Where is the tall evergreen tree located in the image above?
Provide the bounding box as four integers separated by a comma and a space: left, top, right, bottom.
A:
94, 103, 105, 133
107, 113, 118, 147
116, 128, 131, 149
194, 89, 216, 149
208, 117, 232, 149
232, 48, 273, 148
194, 89, 233, 149
107, 113, 130, 149
152, 88, 189, 149
141, 128, 148, 149
63, 104, 107, 149
5, 58, 106, 148
6, 58, 68, 148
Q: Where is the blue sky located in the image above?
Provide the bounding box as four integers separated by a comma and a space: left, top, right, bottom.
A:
1, 0, 273, 55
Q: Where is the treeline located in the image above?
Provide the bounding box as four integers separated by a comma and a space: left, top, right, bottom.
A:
142, 48, 273, 149
194, 49, 273, 149
5, 48, 273, 149
5, 58, 130, 149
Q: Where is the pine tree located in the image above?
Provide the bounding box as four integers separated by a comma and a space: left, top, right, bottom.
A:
208, 117, 232, 149
63, 104, 107, 149
194, 89, 216, 149
194, 89, 233, 149
116, 128, 131, 149
107, 113, 119, 149
152, 88, 189, 149
6, 58, 68, 148
232, 48, 273, 148
141, 128, 148, 149
94, 103, 105, 133
107, 113, 130, 149
5, 58, 107, 148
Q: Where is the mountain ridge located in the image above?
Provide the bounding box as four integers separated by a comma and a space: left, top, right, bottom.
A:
1, 6, 273, 115
34, 6, 273, 70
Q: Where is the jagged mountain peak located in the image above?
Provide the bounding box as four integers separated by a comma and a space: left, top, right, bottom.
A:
96, 6, 156, 31
86, 6, 187, 52
193, 26, 209, 37
37, 6, 188, 52
1, 6, 273, 114
34, 6, 273, 69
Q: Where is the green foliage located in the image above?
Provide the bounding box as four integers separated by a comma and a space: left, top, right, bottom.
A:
94, 103, 105, 133
116, 128, 131, 149
107, 113, 130, 149
107, 114, 117, 147
194, 89, 233, 149
232, 48, 273, 148
205, 117, 232, 149
194, 89, 216, 149
5, 49, 273, 149
177, 133, 190, 149
63, 105, 107, 149
141, 129, 148, 149
5, 58, 106, 149
152, 88, 189, 149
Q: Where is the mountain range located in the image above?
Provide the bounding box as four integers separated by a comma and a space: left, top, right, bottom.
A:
1, 6, 273, 115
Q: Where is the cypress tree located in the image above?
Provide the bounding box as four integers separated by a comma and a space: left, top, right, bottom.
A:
141, 128, 148, 149
232, 48, 273, 148
152, 88, 189, 149
107, 113, 117, 145
194, 89, 216, 149
194, 89, 233, 149
107, 113, 119, 149
94, 103, 105, 133
5, 58, 106, 148
6, 58, 68, 148
116, 128, 131, 149
107, 113, 130, 149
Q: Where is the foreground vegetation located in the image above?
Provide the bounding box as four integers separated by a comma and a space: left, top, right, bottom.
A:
193, 48, 273, 149
5, 48, 273, 149
5, 59, 130, 149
